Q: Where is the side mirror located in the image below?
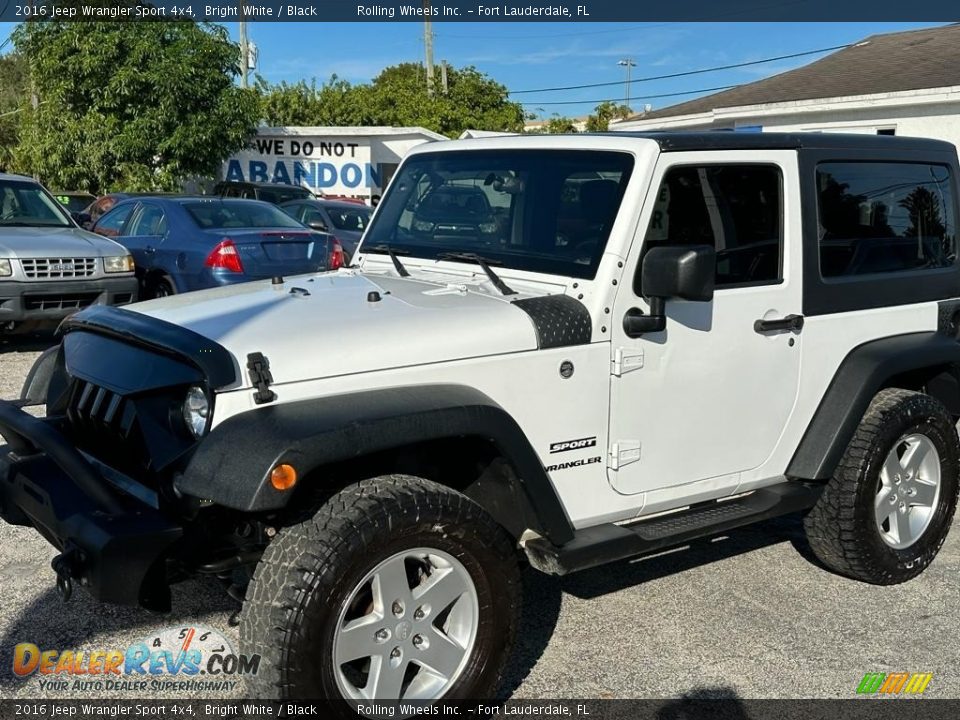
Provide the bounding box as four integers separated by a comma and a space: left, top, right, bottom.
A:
73, 212, 92, 228
307, 218, 328, 232
624, 244, 716, 337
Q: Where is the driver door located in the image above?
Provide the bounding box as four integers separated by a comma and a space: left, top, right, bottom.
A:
608, 150, 803, 498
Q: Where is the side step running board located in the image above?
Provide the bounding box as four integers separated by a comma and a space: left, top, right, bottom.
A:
524, 482, 821, 576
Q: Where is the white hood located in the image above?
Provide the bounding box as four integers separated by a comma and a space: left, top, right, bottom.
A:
129, 271, 541, 388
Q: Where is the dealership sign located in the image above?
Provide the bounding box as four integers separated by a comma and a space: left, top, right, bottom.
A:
223, 136, 384, 196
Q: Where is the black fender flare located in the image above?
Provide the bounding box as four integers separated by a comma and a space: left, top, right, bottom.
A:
787, 332, 960, 481
176, 384, 575, 545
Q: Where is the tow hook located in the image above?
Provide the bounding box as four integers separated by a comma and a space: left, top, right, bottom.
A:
51, 548, 82, 602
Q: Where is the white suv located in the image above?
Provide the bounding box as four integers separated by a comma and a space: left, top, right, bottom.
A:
2, 133, 960, 710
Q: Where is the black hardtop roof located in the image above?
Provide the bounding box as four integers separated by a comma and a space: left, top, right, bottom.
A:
215, 180, 312, 190
603, 131, 957, 154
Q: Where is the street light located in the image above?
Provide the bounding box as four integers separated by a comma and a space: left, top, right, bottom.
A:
618, 58, 637, 110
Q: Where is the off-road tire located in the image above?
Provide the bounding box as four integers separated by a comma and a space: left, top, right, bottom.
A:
804, 388, 960, 584
241, 475, 521, 708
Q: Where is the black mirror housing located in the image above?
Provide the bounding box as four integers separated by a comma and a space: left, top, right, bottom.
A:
307, 219, 328, 231
641, 244, 716, 302
73, 212, 92, 227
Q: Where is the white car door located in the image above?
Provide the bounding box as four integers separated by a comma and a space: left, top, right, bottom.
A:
608, 150, 803, 498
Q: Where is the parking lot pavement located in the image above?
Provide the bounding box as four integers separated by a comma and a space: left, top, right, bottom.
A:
1, 339, 959, 701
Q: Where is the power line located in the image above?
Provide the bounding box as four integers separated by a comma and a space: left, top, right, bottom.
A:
509, 43, 849, 95
520, 84, 739, 107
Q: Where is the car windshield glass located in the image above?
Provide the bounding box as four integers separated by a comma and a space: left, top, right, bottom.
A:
0, 179, 73, 227
328, 206, 372, 232
184, 200, 305, 229
259, 187, 312, 204
362, 150, 634, 279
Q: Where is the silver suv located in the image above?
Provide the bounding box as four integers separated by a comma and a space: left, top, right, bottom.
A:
0, 174, 137, 332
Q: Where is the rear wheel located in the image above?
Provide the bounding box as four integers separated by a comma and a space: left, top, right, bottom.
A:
241, 475, 521, 710
804, 388, 960, 584
145, 275, 175, 299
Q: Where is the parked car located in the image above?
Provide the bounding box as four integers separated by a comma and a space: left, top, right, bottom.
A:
279, 198, 372, 262
0, 174, 137, 332
409, 184, 500, 244
92, 196, 343, 298
213, 180, 314, 204
9, 133, 960, 705
53, 191, 96, 214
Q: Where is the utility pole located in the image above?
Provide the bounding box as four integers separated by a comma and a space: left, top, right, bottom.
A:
423, 0, 435, 94
239, 13, 249, 89
617, 58, 636, 109
440, 61, 448, 94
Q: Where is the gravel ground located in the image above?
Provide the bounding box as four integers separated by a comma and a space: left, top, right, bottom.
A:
1, 335, 959, 702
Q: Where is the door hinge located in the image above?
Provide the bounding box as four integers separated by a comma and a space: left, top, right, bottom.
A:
246, 352, 277, 405
608, 440, 641, 470
612, 347, 644, 376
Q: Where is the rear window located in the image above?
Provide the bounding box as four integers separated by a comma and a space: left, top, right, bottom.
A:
258, 186, 313, 204
818, 162, 957, 278
185, 201, 304, 229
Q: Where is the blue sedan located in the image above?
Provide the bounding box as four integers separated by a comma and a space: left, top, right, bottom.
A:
92, 197, 344, 298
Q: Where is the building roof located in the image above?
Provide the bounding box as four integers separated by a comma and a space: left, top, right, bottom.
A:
628, 24, 960, 122
605, 131, 955, 153
258, 126, 448, 141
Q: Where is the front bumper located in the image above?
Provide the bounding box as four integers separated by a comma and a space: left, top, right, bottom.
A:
0, 400, 182, 610
0, 276, 138, 324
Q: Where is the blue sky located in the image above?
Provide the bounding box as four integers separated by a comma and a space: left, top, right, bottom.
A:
0, 21, 948, 118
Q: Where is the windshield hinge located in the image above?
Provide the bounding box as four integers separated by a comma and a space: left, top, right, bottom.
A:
246, 352, 276, 405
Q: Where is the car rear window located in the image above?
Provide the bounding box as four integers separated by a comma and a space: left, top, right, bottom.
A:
817, 162, 957, 278
185, 201, 305, 229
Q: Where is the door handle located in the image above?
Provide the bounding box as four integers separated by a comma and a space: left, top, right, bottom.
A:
754, 314, 804, 334
145, 246, 156, 254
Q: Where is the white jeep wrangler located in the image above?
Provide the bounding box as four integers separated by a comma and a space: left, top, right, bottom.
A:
2, 132, 960, 709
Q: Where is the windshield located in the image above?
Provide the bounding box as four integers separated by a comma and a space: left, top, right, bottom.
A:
328, 205, 372, 232
185, 200, 306, 229
0, 179, 74, 228
362, 150, 633, 279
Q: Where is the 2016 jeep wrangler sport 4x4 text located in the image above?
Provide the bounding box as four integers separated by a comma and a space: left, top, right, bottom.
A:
2, 133, 960, 709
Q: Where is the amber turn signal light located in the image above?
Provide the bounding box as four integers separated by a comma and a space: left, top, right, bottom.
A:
270, 464, 298, 491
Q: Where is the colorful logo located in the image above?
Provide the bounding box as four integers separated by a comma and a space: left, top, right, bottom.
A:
857, 672, 933, 695
12, 626, 259, 693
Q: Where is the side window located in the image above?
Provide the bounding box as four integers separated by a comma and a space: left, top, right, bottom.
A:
93, 204, 135, 238
127, 204, 165, 236
639, 164, 783, 291
817, 162, 956, 278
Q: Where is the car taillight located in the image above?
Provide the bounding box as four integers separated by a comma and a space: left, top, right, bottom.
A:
328, 238, 345, 270
205, 239, 244, 273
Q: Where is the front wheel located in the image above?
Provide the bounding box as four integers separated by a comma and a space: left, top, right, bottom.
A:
804, 388, 960, 584
241, 475, 521, 708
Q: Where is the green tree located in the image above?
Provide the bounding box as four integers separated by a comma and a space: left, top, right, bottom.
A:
0, 53, 29, 172
13, 20, 260, 192
544, 115, 578, 134
256, 63, 523, 138
585, 101, 632, 132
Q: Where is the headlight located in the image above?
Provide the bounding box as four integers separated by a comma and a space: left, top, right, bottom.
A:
412, 219, 435, 232
182, 386, 210, 438
479, 222, 498, 234
104, 255, 135, 273
0, 259, 11, 277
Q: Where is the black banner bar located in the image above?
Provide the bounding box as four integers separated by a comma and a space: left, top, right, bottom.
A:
0, 0, 959, 23
3, 700, 960, 720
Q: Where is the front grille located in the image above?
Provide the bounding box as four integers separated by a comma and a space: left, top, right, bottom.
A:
23, 293, 99, 311
68, 379, 135, 438
21, 257, 97, 279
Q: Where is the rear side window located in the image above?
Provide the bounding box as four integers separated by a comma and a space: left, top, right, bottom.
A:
127, 204, 166, 236
817, 162, 956, 277
641, 164, 782, 290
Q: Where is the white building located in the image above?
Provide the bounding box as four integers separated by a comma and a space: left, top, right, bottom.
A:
223, 126, 445, 202
611, 24, 960, 149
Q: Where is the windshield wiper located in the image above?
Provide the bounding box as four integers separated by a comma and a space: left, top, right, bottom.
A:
436, 252, 517, 296
365, 244, 410, 277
